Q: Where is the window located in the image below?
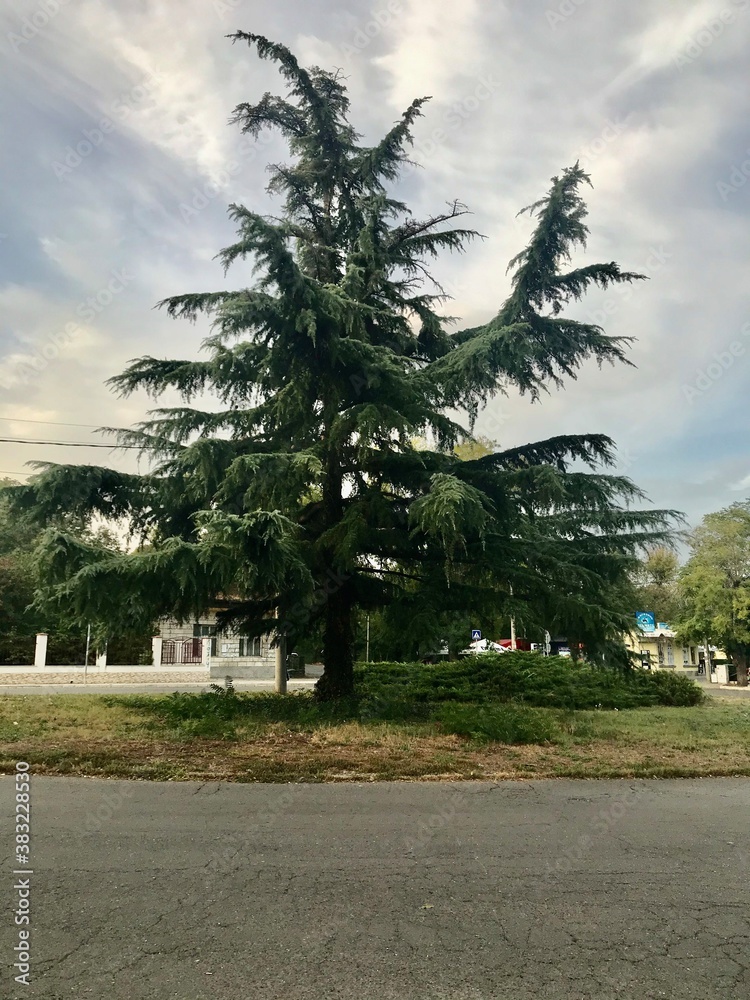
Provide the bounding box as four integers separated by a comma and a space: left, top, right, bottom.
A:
192, 625, 217, 656
666, 642, 674, 666
239, 636, 262, 657
683, 647, 690, 666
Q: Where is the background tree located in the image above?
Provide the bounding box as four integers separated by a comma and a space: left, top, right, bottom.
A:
675, 502, 750, 685
0, 479, 152, 665
13, 34, 676, 697
631, 546, 680, 625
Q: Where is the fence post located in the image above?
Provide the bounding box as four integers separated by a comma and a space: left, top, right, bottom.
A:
275, 632, 287, 694
152, 636, 163, 666
34, 634, 48, 668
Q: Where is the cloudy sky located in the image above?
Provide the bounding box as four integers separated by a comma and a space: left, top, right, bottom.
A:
1, 0, 749, 530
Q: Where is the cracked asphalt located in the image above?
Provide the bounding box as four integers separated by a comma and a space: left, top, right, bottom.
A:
2, 776, 749, 999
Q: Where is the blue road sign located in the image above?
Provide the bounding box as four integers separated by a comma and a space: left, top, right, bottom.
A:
471, 629, 482, 641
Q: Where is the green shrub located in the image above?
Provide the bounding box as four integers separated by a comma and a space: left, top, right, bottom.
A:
435, 703, 559, 744
353, 654, 705, 711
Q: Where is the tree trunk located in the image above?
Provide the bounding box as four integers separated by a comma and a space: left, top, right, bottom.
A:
316, 434, 355, 700
317, 584, 354, 700
735, 648, 749, 687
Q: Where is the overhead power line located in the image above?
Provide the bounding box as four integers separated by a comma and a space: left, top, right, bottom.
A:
0, 416, 109, 429
0, 437, 138, 448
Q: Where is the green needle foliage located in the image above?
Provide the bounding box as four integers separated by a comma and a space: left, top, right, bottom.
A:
14, 34, 678, 698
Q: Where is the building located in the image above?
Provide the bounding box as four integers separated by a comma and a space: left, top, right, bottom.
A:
154, 611, 276, 680
624, 622, 721, 673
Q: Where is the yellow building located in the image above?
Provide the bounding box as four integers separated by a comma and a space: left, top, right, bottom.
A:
624, 626, 714, 672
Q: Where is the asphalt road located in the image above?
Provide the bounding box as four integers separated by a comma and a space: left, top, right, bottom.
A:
2, 777, 749, 999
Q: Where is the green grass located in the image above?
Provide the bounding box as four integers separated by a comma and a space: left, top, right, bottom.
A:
0, 658, 745, 782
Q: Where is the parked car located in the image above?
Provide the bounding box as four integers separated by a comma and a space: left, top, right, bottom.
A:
420, 640, 450, 664
458, 638, 509, 658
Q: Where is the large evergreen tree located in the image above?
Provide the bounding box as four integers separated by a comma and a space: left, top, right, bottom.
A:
15, 34, 676, 697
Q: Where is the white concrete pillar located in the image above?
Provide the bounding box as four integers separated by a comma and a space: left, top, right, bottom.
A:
152, 636, 163, 666
95, 649, 107, 670
34, 633, 48, 668
201, 636, 211, 666
715, 663, 729, 685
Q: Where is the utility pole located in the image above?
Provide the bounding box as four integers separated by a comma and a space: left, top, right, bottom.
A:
366, 615, 370, 663
509, 583, 517, 650
84, 624, 91, 686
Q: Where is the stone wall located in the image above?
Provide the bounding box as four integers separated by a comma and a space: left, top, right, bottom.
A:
209, 659, 274, 681
0, 669, 209, 685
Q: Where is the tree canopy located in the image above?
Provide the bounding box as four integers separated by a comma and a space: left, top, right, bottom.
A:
12, 33, 677, 696
676, 502, 750, 685
0, 480, 150, 665
631, 546, 681, 626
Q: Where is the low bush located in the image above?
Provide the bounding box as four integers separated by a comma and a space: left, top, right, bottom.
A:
435, 703, 559, 744
354, 654, 705, 711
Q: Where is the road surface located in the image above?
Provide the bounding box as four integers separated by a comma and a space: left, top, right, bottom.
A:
1, 776, 748, 999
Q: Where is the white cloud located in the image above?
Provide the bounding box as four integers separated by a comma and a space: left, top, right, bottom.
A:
1, 0, 749, 526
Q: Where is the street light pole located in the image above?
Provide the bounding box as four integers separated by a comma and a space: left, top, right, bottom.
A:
366, 615, 370, 663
